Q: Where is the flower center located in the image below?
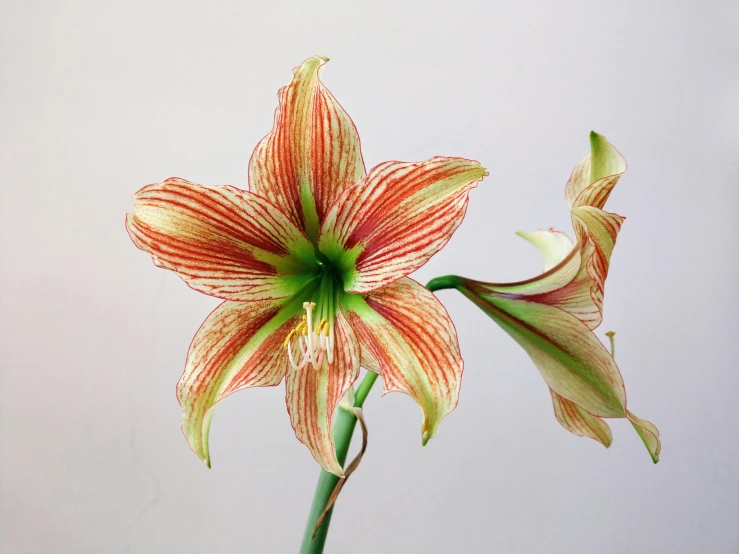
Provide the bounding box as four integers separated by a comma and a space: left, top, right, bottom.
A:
284, 273, 337, 371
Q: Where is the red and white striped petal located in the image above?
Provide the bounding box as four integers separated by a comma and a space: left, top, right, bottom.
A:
528, 244, 604, 328
457, 282, 661, 461
285, 308, 360, 476
248, 56, 365, 240
471, 206, 623, 330
565, 132, 626, 210
319, 157, 487, 293
126, 178, 318, 301
551, 389, 612, 448
178, 298, 305, 466
459, 287, 627, 418
569, 206, 624, 327
478, 134, 626, 328
345, 278, 463, 444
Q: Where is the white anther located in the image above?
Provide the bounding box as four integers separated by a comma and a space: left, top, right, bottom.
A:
285, 301, 335, 371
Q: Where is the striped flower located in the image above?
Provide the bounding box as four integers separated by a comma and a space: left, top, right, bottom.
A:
430, 133, 660, 462
126, 56, 487, 475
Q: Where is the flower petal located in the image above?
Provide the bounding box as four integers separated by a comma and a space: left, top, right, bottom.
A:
319, 157, 487, 293
516, 228, 575, 272
285, 308, 360, 475
344, 278, 463, 444
479, 249, 583, 297
627, 411, 661, 463
470, 206, 623, 330
178, 294, 311, 466
565, 131, 626, 210
248, 56, 365, 241
458, 285, 627, 417
551, 389, 612, 447
569, 206, 624, 326
126, 178, 318, 301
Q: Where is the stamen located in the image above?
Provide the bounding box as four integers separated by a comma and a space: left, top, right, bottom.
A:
605, 331, 616, 359
284, 300, 335, 371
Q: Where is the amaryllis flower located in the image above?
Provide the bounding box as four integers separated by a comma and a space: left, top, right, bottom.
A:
126, 56, 487, 475
429, 132, 660, 462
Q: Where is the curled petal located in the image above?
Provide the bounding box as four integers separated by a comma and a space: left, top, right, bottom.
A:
452, 132, 659, 461
285, 308, 360, 475
570, 206, 624, 326
501, 206, 625, 329
249, 56, 365, 241
473, 207, 623, 331
516, 229, 575, 272
565, 131, 627, 211
345, 278, 463, 444
319, 157, 487, 293
458, 286, 627, 418
627, 411, 661, 463
178, 297, 308, 466
126, 178, 318, 301
551, 390, 612, 448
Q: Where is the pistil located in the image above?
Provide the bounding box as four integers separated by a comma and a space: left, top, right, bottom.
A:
285, 274, 336, 371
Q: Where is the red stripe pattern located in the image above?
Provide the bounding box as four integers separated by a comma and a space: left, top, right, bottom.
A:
570, 206, 624, 326
347, 278, 463, 443
177, 299, 301, 465
550, 389, 612, 447
319, 157, 487, 293
126, 178, 316, 301
458, 134, 660, 460
474, 136, 625, 330
285, 307, 360, 475
248, 56, 365, 236
516, 207, 623, 330
564, 136, 626, 210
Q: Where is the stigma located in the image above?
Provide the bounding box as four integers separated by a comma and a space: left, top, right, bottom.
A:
284, 301, 335, 371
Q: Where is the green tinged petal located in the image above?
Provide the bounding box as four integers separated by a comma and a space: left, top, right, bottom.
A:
178, 280, 319, 466
343, 278, 463, 445
458, 285, 627, 417
551, 390, 613, 448
627, 411, 662, 463
516, 229, 575, 272
590, 131, 623, 184
445, 131, 659, 462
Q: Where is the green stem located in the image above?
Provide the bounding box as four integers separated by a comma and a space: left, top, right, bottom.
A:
299, 277, 458, 552
426, 274, 461, 292
299, 371, 379, 554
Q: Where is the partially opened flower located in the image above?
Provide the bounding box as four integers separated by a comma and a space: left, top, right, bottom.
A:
126, 56, 487, 475
428, 132, 660, 462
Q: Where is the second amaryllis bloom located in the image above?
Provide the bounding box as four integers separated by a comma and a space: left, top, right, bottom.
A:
126, 56, 487, 475
429, 132, 660, 462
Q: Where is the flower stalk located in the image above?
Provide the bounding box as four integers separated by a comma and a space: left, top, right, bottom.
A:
300, 371, 378, 554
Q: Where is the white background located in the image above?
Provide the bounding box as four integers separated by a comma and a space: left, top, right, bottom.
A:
2, 1, 738, 552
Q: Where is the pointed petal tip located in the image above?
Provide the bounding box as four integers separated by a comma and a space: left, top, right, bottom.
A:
627, 410, 661, 464
421, 431, 430, 446
317, 55, 330, 62
589, 130, 609, 155
589, 130, 608, 147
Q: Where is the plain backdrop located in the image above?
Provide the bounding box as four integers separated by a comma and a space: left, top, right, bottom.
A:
1, 1, 738, 553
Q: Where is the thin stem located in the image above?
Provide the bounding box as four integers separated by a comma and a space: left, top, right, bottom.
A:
426, 274, 460, 292
299, 276, 456, 552
299, 371, 379, 554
